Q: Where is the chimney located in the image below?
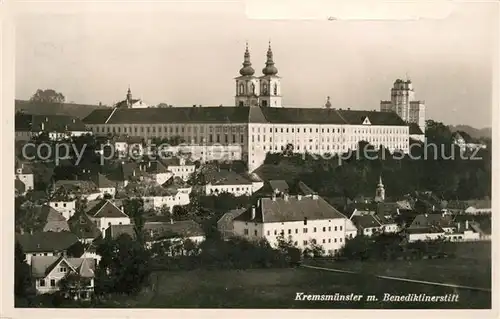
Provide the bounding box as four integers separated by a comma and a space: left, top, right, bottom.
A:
170, 218, 173, 225
257, 199, 261, 207
41, 122, 45, 131
297, 194, 302, 201
465, 220, 469, 230
283, 193, 289, 201
251, 206, 256, 220
457, 222, 461, 231
312, 193, 318, 200
72, 119, 76, 123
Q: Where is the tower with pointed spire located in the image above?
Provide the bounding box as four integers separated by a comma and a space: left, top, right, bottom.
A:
235, 42, 260, 107
375, 176, 385, 202
126, 87, 133, 107
258, 41, 282, 107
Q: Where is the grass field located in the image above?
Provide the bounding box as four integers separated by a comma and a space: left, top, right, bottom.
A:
101, 242, 491, 309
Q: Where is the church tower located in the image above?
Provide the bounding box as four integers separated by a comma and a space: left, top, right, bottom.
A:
259, 42, 282, 107
126, 87, 133, 107
235, 43, 260, 107
375, 176, 385, 202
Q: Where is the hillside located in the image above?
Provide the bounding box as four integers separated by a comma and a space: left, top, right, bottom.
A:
15, 99, 108, 119
448, 124, 491, 140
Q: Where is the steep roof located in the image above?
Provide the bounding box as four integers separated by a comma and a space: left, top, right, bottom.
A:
92, 173, 116, 188
351, 214, 382, 229
86, 199, 128, 218
83, 106, 408, 126
409, 123, 424, 135
234, 195, 347, 223
68, 212, 102, 240
31, 256, 96, 278
15, 231, 79, 253
268, 180, 289, 193
39, 205, 70, 232
15, 178, 26, 194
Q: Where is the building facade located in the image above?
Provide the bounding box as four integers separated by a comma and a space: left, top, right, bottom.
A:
380, 79, 426, 134
84, 45, 413, 172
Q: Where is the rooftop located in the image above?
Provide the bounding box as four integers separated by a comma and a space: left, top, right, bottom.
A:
206, 169, 252, 186
31, 256, 96, 278
84, 106, 408, 126
234, 194, 348, 223
86, 199, 128, 218
15, 113, 87, 132
107, 220, 204, 241
16, 231, 79, 253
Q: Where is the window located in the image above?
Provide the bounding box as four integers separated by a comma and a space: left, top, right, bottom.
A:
328, 226, 331, 231
295, 229, 298, 234
334, 238, 337, 243
288, 229, 291, 234
267, 231, 270, 236
303, 240, 308, 245
323, 227, 326, 232
39, 279, 45, 287
334, 226, 337, 231
304, 217, 308, 225
274, 230, 277, 235
303, 228, 308, 233
59, 267, 67, 273
322, 239, 326, 244
254, 230, 258, 236
244, 229, 249, 235
313, 227, 317, 232
50, 279, 56, 287
339, 226, 343, 231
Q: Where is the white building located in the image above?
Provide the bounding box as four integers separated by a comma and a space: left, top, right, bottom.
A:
232, 193, 358, 256
380, 79, 426, 134
15, 113, 90, 141
158, 157, 196, 181
114, 87, 151, 108
31, 256, 95, 299
142, 191, 191, 210
83, 44, 413, 172
204, 169, 263, 197
48, 198, 76, 221
15, 162, 34, 195
85, 199, 131, 237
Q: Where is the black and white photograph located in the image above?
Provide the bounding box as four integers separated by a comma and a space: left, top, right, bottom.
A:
3, 0, 498, 314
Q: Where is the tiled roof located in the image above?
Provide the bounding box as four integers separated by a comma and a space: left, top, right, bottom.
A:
15, 178, 26, 194
53, 180, 99, 195
234, 195, 348, 223
409, 123, 424, 135
206, 169, 252, 186
68, 212, 101, 240
86, 199, 128, 218
84, 106, 251, 125
15, 113, 87, 132
409, 213, 454, 229
268, 180, 289, 193
16, 231, 79, 253
464, 199, 491, 209
92, 173, 116, 188
107, 220, 204, 241
83, 106, 407, 126
39, 205, 70, 232
351, 214, 382, 229
31, 256, 96, 278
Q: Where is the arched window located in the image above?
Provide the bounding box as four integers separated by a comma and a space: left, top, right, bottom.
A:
274, 83, 278, 95
239, 83, 244, 94
263, 83, 268, 95
251, 83, 255, 94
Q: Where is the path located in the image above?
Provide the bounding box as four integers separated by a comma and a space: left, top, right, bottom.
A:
301, 264, 491, 293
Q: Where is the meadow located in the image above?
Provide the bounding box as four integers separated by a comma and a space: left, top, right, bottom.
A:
100, 242, 491, 309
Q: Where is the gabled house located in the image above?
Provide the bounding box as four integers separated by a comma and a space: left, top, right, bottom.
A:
158, 157, 196, 182
48, 188, 77, 220
91, 173, 117, 198
217, 208, 246, 240
15, 161, 34, 194
37, 205, 70, 232
350, 214, 383, 237
204, 169, 263, 197
85, 199, 131, 236
16, 231, 80, 265
31, 255, 95, 299
68, 212, 102, 244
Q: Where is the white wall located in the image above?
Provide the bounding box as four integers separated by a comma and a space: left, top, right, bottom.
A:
49, 200, 76, 220
16, 173, 34, 192
234, 218, 357, 256
142, 193, 191, 210
205, 183, 253, 197
95, 217, 131, 237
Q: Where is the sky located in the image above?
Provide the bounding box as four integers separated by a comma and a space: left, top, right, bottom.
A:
14, 1, 497, 128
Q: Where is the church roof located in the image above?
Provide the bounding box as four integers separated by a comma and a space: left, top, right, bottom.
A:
84, 106, 407, 126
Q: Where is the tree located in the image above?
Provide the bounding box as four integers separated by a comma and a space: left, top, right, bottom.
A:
66, 241, 85, 258
157, 103, 170, 108
95, 234, 152, 295
15, 241, 31, 298
58, 272, 92, 300
308, 240, 325, 258
30, 89, 65, 104
123, 198, 145, 244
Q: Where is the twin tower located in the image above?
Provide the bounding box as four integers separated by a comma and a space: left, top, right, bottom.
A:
235, 42, 282, 108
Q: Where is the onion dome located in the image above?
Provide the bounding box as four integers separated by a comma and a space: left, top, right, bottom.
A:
262, 41, 278, 76
325, 96, 332, 108
239, 42, 255, 76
